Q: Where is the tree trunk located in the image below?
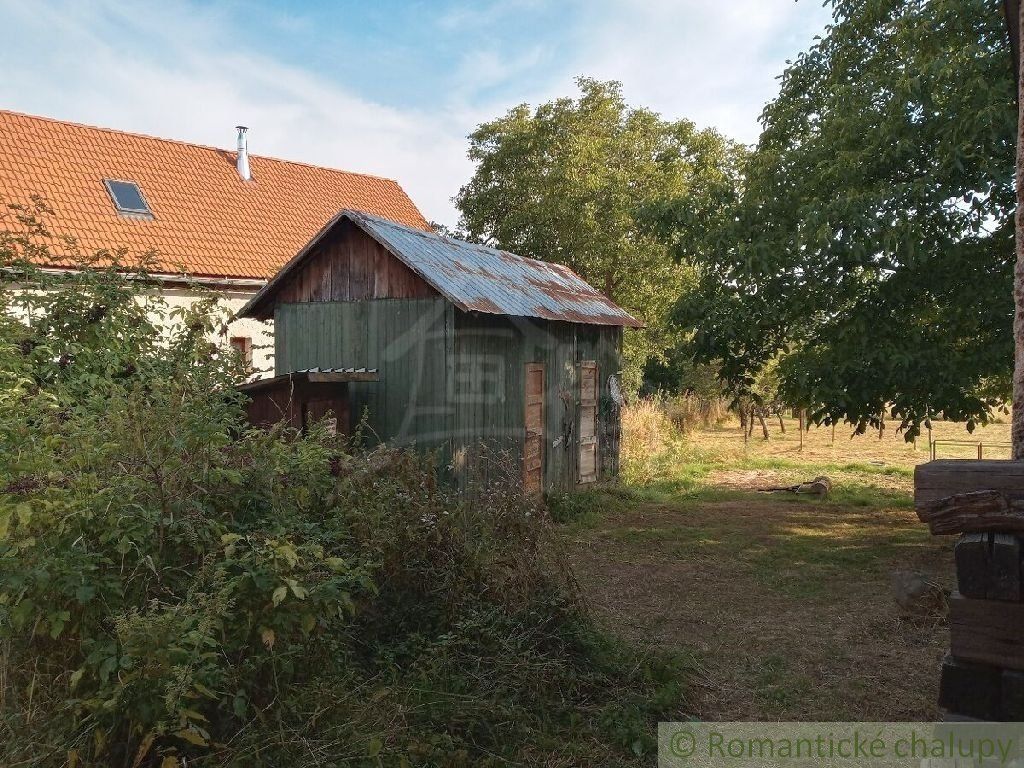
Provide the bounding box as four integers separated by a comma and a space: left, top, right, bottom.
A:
778, 413, 786, 433
1014, 2, 1024, 459
758, 413, 769, 440
799, 409, 805, 452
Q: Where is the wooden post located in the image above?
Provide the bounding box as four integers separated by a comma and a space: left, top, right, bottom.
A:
927, 7, 1024, 724
1013, 0, 1024, 459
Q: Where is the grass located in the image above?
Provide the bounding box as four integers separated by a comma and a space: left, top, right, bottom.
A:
556, 411, 1004, 721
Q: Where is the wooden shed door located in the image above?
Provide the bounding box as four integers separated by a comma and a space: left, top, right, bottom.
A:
524, 363, 545, 495
578, 361, 598, 484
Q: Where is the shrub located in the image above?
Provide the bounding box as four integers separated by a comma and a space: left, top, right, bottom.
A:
0, 207, 683, 766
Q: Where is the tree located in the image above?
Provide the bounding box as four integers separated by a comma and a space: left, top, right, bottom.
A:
456, 77, 742, 392
662, 0, 1016, 439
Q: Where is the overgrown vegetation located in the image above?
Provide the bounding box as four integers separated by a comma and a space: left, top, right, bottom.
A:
0, 207, 683, 767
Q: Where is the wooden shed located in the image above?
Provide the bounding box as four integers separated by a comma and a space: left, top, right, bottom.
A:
237, 210, 641, 494
238, 367, 378, 434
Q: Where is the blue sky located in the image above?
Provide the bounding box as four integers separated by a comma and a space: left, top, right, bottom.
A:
0, 0, 832, 226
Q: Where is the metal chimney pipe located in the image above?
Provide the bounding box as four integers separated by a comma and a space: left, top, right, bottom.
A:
236, 125, 251, 181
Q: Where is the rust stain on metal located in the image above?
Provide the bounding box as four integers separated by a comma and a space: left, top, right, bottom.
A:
246, 209, 644, 327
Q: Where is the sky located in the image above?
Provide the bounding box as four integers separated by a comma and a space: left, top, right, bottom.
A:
0, 0, 833, 227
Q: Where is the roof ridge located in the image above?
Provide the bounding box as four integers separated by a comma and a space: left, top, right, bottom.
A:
351, 209, 579, 275
0, 108, 404, 185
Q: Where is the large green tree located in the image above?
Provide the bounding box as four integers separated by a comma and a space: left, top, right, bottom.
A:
456, 77, 741, 392
663, 0, 1016, 438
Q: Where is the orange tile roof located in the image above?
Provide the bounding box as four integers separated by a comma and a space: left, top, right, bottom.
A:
0, 109, 431, 280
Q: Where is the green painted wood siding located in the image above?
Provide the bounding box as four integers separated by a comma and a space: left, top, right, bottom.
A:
453, 313, 622, 494
275, 298, 622, 493
275, 298, 454, 454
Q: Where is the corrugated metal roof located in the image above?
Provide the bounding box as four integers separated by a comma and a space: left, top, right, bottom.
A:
239, 209, 642, 327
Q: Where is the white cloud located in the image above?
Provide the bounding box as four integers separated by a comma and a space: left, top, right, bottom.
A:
569, 0, 833, 142
0, 0, 831, 227
0, 0, 472, 225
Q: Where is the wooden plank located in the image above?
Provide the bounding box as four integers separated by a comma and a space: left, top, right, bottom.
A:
1002, 669, 1024, 720
950, 593, 1024, 670
915, 460, 1024, 506
524, 362, 544, 495
956, 533, 992, 599
938, 654, 1002, 720
578, 360, 598, 484
992, 533, 1023, 601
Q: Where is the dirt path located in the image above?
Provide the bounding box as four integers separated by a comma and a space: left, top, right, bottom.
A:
563, 491, 953, 720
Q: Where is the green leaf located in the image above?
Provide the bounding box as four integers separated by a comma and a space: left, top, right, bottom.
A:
300, 613, 316, 635
367, 737, 383, 757
272, 585, 288, 606
175, 728, 208, 747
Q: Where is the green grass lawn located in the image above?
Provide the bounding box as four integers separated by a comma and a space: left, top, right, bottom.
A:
556, 415, 962, 721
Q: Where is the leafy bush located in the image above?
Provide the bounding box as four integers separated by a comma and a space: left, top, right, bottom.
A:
0, 205, 683, 766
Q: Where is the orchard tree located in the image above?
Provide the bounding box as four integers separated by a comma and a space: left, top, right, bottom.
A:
662, 0, 1016, 439
456, 77, 742, 392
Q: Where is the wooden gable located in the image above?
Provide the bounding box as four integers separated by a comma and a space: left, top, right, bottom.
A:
270, 219, 438, 306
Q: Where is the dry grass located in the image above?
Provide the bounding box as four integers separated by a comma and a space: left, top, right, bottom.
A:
620, 399, 677, 485
557, 407, 998, 720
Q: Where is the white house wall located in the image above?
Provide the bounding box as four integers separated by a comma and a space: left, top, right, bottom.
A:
159, 286, 275, 377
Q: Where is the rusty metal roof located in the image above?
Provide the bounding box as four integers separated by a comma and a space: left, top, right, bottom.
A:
239, 209, 642, 327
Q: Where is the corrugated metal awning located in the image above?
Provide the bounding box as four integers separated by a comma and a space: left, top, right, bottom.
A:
237, 367, 379, 394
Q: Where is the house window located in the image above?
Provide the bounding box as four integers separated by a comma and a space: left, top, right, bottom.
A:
229, 336, 253, 369
102, 179, 153, 217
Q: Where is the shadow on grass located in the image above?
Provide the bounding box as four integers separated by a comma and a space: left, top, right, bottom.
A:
551, 457, 930, 602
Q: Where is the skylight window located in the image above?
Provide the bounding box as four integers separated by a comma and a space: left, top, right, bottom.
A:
103, 179, 152, 216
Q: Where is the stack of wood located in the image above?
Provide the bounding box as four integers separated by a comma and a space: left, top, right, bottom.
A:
915, 460, 1024, 721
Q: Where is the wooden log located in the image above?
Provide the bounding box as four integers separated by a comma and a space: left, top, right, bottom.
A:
916, 490, 1024, 535
1002, 670, 1024, 721
950, 593, 1024, 670
991, 533, 1023, 601
938, 654, 1002, 720
915, 459, 1024, 507
955, 533, 1024, 600
955, 533, 992, 599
